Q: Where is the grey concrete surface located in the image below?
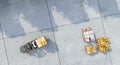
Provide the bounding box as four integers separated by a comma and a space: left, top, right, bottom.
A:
0, 24, 3, 39
0, 40, 8, 65
53, 18, 111, 65
47, 0, 100, 27
0, 0, 52, 38
0, 0, 120, 65
98, 0, 120, 16
103, 14, 120, 65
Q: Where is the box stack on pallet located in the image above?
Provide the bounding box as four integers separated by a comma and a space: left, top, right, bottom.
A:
82, 27, 111, 55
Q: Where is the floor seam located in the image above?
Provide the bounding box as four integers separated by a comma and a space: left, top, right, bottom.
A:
51, 16, 102, 28
1, 11, 120, 39
2, 27, 53, 39
45, 0, 62, 65
96, 0, 113, 65
0, 23, 10, 65
102, 12, 120, 17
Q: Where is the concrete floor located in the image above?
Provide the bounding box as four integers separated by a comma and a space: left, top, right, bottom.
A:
0, 0, 120, 65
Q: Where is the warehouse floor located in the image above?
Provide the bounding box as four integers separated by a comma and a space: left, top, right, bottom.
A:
0, 0, 120, 65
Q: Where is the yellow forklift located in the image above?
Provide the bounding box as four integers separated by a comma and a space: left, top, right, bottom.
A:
20, 36, 47, 53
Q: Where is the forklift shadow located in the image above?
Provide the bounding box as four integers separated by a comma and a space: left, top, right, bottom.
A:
28, 39, 58, 58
